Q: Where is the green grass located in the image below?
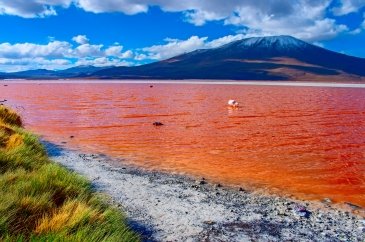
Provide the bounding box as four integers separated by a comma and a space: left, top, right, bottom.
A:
0, 106, 140, 241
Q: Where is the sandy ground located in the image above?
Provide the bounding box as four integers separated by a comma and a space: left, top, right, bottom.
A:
45, 142, 365, 242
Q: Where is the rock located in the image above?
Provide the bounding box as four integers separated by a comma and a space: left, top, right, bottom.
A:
70, 135, 74, 138
323, 198, 332, 204
196, 180, 206, 185
239, 187, 245, 192
153, 122, 164, 126
204, 220, 216, 225
344, 202, 362, 210
150, 85, 153, 88
294, 205, 311, 218
215, 183, 222, 188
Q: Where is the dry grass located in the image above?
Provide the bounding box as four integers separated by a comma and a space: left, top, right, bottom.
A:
0, 106, 140, 241
0, 106, 22, 127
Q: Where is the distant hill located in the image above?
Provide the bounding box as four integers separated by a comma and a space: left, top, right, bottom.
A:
1, 36, 365, 81
1, 65, 113, 79
59, 65, 112, 76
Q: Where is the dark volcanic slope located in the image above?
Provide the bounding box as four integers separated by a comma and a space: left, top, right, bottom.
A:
92, 35, 365, 80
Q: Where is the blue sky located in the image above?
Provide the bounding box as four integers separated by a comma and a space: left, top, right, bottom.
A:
0, 0, 364, 72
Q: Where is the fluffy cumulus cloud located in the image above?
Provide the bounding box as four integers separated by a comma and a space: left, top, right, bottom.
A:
0, 57, 72, 72
137, 34, 247, 61
72, 35, 89, 45
1, 1, 364, 71
0, 41, 73, 59
1, 1, 364, 41
0, 0, 72, 18
142, 36, 207, 60
0, 35, 136, 72
332, 0, 365, 16
0, 33, 264, 71
76, 0, 148, 15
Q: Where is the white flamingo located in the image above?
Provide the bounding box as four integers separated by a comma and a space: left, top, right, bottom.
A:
228, 99, 239, 107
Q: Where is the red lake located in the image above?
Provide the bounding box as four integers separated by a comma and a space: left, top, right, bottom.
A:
2, 82, 365, 207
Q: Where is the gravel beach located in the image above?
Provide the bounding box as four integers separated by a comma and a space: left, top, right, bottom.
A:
45, 142, 365, 242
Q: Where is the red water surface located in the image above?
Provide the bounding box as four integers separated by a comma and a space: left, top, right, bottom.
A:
2, 83, 365, 206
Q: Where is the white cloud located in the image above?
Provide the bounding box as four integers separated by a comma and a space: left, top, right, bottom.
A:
105, 46, 134, 58
0, 1, 362, 42
0, 57, 72, 72
142, 36, 207, 60
0, 41, 73, 58
76, 0, 148, 14
332, 0, 365, 16
75, 57, 133, 67
349, 28, 362, 34
74, 43, 104, 57
105, 45, 123, 56
223, 1, 350, 42
0, 34, 250, 71
72, 35, 89, 44
205, 34, 245, 48
0, 0, 71, 18
137, 34, 264, 61
0, 37, 136, 71
184, 10, 223, 26
134, 53, 148, 61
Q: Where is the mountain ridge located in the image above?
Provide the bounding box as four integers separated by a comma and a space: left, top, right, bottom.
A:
1, 35, 365, 81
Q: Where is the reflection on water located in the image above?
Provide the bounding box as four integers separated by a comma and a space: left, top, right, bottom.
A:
2, 83, 365, 206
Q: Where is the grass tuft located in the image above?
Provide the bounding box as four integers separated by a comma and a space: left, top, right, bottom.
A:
0, 106, 139, 241
0, 106, 22, 127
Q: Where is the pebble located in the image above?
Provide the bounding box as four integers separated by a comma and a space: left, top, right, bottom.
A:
323, 198, 332, 204
294, 205, 311, 218
204, 220, 216, 225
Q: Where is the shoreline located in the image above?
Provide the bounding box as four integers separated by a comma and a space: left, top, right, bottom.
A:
45, 141, 365, 241
2, 79, 365, 88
